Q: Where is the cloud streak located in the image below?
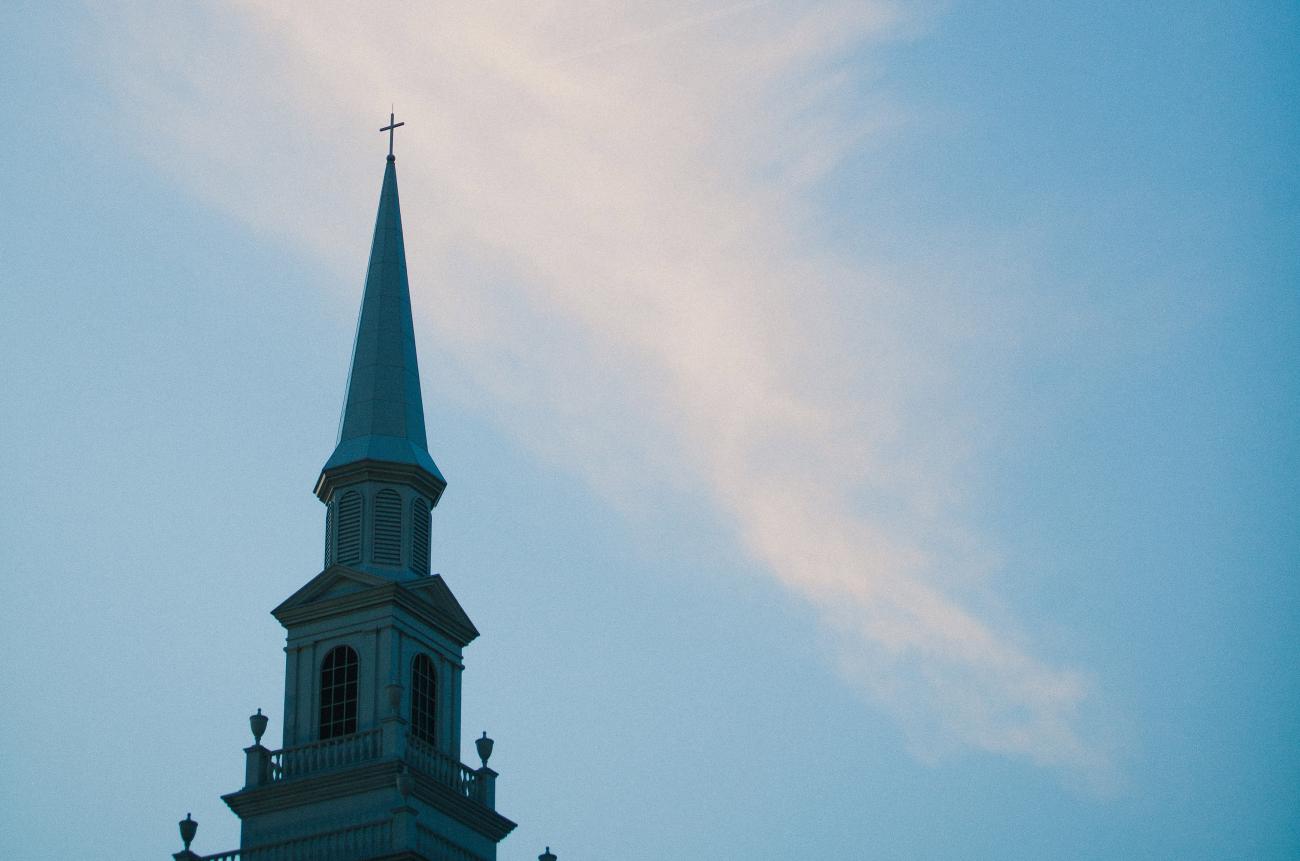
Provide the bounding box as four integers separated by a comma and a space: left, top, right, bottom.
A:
97, 0, 1112, 780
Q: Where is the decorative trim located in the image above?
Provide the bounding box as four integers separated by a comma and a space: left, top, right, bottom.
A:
316, 459, 446, 507
274, 570, 478, 646
222, 759, 516, 842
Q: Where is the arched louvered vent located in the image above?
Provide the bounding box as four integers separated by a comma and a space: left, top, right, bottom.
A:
411, 653, 437, 745
324, 498, 335, 566
374, 489, 402, 565
412, 498, 431, 575
337, 491, 362, 564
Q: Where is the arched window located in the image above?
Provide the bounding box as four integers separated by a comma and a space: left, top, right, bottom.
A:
374, 489, 402, 565
337, 491, 362, 565
411, 498, 431, 575
410, 653, 437, 745
319, 645, 358, 739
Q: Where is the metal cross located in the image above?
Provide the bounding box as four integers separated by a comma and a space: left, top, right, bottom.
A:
380, 111, 405, 158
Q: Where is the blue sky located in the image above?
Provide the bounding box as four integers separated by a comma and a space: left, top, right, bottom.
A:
1, 2, 1296, 858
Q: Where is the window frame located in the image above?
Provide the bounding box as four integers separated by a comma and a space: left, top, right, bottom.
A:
318, 645, 359, 740
410, 652, 438, 747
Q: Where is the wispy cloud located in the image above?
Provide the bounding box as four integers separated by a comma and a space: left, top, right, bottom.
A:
96, 0, 1113, 781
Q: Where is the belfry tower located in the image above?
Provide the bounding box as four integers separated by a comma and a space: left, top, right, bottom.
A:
170, 121, 525, 861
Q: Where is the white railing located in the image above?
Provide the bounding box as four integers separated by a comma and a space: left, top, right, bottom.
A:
405, 735, 482, 802
200, 819, 391, 861
255, 726, 492, 808
269, 728, 382, 781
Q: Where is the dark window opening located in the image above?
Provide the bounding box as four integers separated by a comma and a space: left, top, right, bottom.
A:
319, 645, 359, 739
411, 653, 437, 746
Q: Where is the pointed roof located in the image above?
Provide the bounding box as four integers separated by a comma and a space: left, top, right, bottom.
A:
319, 156, 445, 488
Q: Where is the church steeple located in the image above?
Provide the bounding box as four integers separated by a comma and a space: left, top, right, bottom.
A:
315, 144, 447, 578
168, 118, 520, 861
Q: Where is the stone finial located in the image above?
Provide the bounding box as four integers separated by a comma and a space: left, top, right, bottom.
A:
475, 731, 494, 767
178, 813, 197, 849
249, 708, 269, 745
539, 847, 557, 861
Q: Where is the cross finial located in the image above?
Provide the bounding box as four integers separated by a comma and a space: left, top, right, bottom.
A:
380, 110, 404, 160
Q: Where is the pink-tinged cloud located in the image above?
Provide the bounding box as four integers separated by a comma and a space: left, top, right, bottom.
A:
96, 0, 1115, 782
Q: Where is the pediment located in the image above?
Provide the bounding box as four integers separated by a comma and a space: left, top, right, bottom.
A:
271, 565, 479, 645
273, 565, 390, 615
403, 574, 478, 639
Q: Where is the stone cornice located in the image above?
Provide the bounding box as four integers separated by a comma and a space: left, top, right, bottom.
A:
223, 760, 395, 817
315, 459, 447, 506
222, 759, 516, 842
410, 769, 517, 842
273, 573, 478, 646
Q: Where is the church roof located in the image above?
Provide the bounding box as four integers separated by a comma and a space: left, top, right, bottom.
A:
320, 156, 445, 487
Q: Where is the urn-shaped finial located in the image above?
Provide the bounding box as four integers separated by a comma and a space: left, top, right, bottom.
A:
539, 846, 557, 861
249, 708, 269, 745
178, 813, 197, 849
475, 731, 494, 767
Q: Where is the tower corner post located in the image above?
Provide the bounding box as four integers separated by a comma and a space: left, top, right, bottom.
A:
242, 743, 272, 789
476, 766, 498, 809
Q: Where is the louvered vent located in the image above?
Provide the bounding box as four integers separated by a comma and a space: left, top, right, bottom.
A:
337, 491, 362, 564
374, 489, 402, 565
412, 498, 431, 575
324, 499, 335, 566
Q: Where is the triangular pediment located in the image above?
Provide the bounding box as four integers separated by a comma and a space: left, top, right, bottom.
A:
272, 565, 390, 615
403, 574, 478, 639
272, 565, 479, 645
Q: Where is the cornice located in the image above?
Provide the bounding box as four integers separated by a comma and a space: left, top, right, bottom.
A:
273, 575, 478, 646
223, 760, 396, 817
222, 759, 516, 842
315, 459, 446, 505
410, 770, 517, 842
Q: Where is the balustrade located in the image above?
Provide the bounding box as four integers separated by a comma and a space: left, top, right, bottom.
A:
253, 725, 490, 808
405, 735, 484, 802
191, 726, 498, 860
268, 727, 383, 781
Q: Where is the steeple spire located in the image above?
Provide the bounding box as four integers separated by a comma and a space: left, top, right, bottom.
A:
315, 137, 446, 578
317, 151, 444, 493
